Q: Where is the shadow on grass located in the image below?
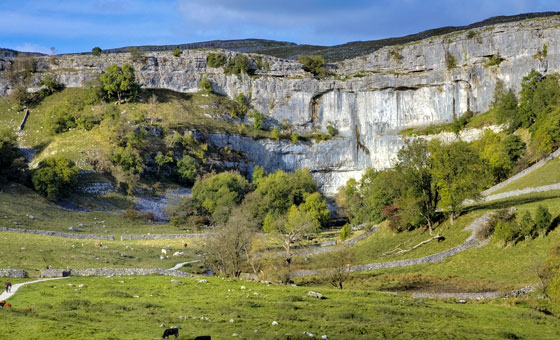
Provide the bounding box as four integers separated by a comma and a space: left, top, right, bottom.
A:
142, 89, 192, 103
465, 192, 560, 213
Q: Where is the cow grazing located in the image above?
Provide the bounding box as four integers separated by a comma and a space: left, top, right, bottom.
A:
194, 336, 211, 340
162, 327, 180, 339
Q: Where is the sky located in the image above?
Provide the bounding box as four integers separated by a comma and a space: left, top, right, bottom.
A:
0, 0, 558, 54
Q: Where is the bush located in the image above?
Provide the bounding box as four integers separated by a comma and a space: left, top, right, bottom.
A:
271, 126, 280, 141
92, 47, 102, 56
291, 132, 299, 144
485, 53, 503, 67
493, 219, 521, 247
32, 156, 79, 200
327, 123, 337, 137
199, 77, 213, 94
0, 129, 27, 184
253, 111, 264, 130
340, 224, 352, 241
298, 55, 328, 78
207, 53, 227, 68
445, 52, 457, 69
224, 54, 252, 75
176, 154, 197, 185
44, 103, 77, 135
172, 47, 181, 57
231, 93, 249, 118
535, 205, 552, 236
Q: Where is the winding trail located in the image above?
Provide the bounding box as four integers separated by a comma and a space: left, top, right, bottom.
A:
0, 277, 67, 301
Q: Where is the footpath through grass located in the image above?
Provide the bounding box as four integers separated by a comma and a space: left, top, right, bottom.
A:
2, 275, 559, 340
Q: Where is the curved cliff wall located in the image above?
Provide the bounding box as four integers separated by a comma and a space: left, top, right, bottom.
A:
1, 16, 559, 194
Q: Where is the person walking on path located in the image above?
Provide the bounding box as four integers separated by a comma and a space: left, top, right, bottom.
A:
5, 281, 12, 293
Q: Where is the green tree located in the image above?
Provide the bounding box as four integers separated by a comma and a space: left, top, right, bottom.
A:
492, 81, 519, 128
207, 53, 227, 68
394, 139, 440, 233
99, 64, 140, 103
430, 141, 490, 224
0, 129, 26, 184
172, 47, 181, 57
176, 154, 198, 185
92, 47, 102, 56
154, 151, 174, 174
290, 132, 299, 144
519, 211, 536, 240
32, 156, 79, 200
535, 205, 552, 236
298, 55, 328, 77
263, 204, 320, 266
251, 165, 266, 185
191, 172, 252, 224
532, 108, 560, 155
299, 192, 330, 228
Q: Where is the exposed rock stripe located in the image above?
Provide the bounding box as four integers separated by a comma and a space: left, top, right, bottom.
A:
411, 284, 539, 300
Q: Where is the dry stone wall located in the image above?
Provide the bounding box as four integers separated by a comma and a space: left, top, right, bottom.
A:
0, 269, 28, 278
0, 226, 115, 240
40, 268, 193, 278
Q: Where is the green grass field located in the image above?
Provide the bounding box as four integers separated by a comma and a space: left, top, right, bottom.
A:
2, 275, 559, 340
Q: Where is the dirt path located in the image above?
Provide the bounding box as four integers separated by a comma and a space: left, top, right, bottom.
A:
0, 277, 67, 301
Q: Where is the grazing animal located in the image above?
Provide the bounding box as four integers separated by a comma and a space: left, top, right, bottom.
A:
0, 300, 5, 307
162, 327, 180, 339
3, 303, 12, 308
194, 336, 211, 340
161, 248, 168, 255
25, 307, 32, 312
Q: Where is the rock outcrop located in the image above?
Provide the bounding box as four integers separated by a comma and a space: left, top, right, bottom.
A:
2, 16, 560, 194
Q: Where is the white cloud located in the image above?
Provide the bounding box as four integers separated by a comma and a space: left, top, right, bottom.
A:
14, 43, 52, 54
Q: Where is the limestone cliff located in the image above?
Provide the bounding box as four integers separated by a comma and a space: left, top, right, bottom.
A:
1, 15, 560, 194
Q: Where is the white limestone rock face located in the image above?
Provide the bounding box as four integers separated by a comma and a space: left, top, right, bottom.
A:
2, 16, 560, 194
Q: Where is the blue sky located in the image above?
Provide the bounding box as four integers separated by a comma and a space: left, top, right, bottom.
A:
0, 0, 558, 54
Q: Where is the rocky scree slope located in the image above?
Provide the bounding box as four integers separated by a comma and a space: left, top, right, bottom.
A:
2, 16, 560, 195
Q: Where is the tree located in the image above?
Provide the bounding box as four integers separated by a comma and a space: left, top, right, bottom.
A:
325, 247, 354, 289
271, 126, 280, 141
298, 55, 328, 78
172, 47, 181, 57
430, 141, 490, 224
32, 156, 79, 200
492, 80, 519, 128
176, 154, 197, 185
191, 171, 252, 224
204, 207, 258, 277
207, 53, 227, 68
92, 47, 102, 56
535, 205, 552, 236
99, 64, 140, 103
394, 139, 439, 233
299, 192, 330, 228
264, 205, 320, 267
0, 129, 27, 184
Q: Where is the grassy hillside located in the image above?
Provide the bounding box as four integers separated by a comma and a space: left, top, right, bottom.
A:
2, 275, 559, 340
492, 156, 560, 194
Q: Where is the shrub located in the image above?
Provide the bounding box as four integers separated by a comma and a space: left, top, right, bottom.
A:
127, 47, 145, 63
207, 53, 227, 68
177, 154, 197, 185
445, 52, 457, 69
291, 132, 299, 144
298, 55, 328, 78
0, 129, 27, 184
340, 223, 352, 241
92, 47, 102, 56
493, 219, 521, 247
172, 47, 181, 57
44, 103, 77, 135
253, 111, 264, 130
231, 93, 249, 118
535, 205, 552, 236
485, 53, 503, 67
271, 126, 280, 141
327, 123, 337, 137
39, 74, 63, 95
199, 77, 213, 94
32, 156, 79, 200
518, 211, 536, 240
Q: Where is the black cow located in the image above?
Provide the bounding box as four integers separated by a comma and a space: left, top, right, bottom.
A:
162, 327, 179, 339
194, 336, 211, 340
